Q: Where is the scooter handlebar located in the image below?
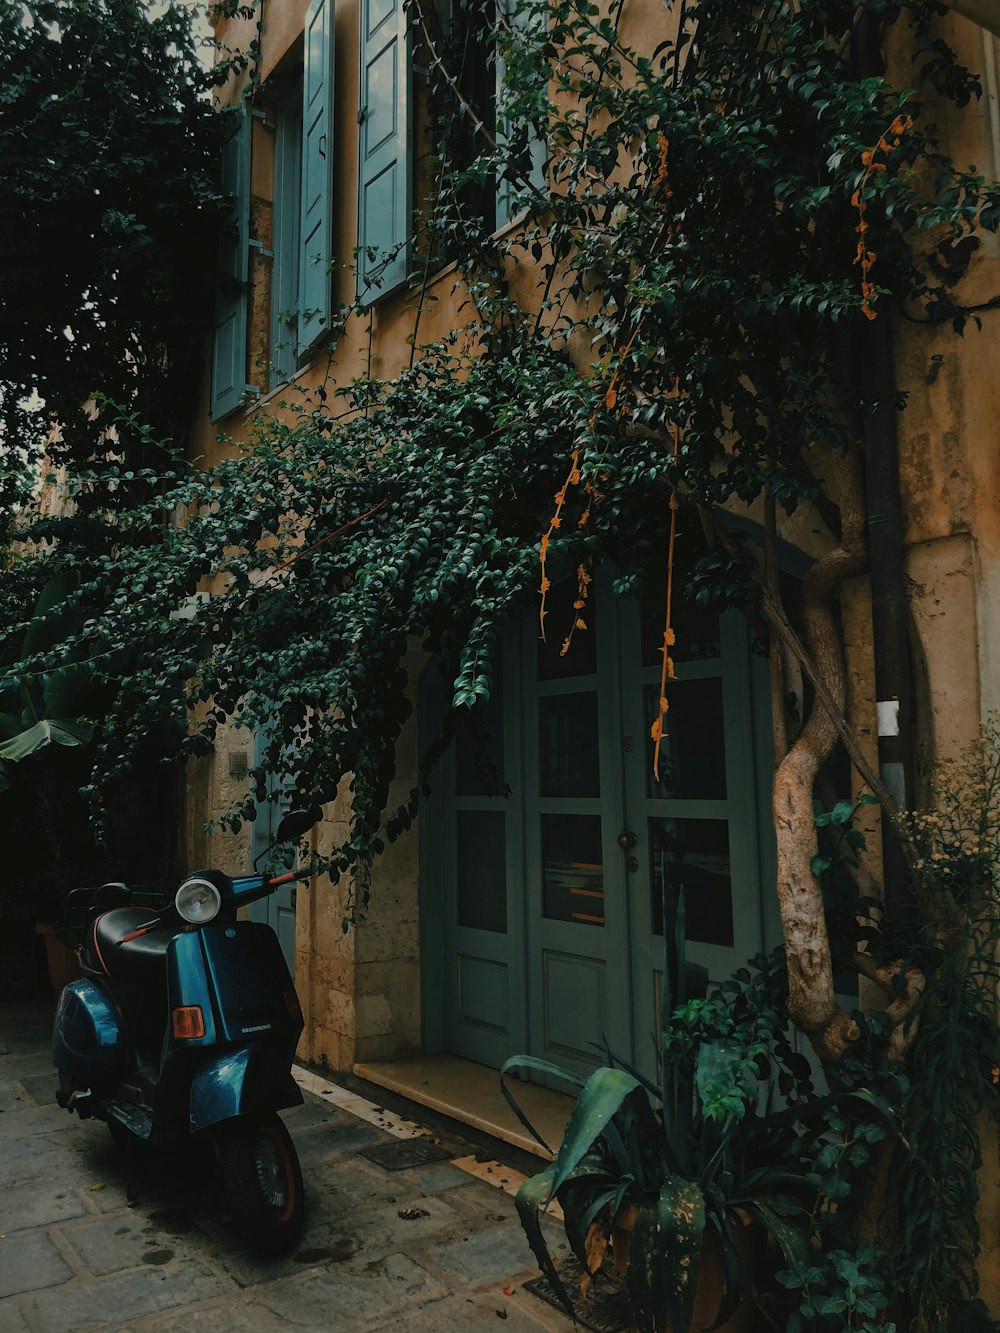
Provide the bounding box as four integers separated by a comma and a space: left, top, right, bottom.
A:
266, 868, 314, 887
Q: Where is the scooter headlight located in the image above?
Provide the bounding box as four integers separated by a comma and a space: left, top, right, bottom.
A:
175, 877, 222, 925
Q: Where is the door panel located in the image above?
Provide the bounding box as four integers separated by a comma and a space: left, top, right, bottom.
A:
441, 642, 528, 1068
541, 948, 607, 1062
458, 954, 509, 1032
621, 598, 766, 1080
524, 570, 632, 1079
429, 570, 771, 1081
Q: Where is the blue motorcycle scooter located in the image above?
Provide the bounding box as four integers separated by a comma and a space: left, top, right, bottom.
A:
52, 812, 315, 1254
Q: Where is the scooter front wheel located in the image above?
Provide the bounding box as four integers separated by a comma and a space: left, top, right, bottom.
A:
218, 1111, 304, 1255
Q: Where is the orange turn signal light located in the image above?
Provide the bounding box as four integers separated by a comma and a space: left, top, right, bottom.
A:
172, 1006, 206, 1039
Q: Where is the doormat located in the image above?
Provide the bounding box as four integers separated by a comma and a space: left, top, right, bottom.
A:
358, 1138, 453, 1171
523, 1258, 633, 1332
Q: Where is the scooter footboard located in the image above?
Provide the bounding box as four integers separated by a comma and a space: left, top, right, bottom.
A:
188, 1045, 303, 1135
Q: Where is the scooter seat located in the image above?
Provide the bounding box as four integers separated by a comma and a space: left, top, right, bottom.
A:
87, 909, 177, 986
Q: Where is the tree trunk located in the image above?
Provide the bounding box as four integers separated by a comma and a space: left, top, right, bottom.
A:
767, 447, 868, 1061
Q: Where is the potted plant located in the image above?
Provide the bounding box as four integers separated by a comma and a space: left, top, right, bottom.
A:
502, 879, 888, 1332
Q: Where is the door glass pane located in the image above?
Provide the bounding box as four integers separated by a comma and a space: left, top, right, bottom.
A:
456, 663, 504, 796
539, 692, 600, 797
640, 572, 721, 666
643, 679, 726, 799
542, 813, 604, 927
649, 817, 733, 947
456, 811, 507, 933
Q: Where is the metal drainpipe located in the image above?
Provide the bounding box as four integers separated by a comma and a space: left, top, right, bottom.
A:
852, 9, 915, 919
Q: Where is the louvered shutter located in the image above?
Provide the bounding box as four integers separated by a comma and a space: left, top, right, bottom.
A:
299, 0, 336, 349
357, 0, 411, 304
210, 104, 251, 421
496, 0, 546, 230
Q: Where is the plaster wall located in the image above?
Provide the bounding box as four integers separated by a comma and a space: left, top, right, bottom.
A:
890, 18, 1000, 750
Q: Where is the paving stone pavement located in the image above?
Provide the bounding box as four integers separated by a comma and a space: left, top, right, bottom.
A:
0, 1001, 579, 1333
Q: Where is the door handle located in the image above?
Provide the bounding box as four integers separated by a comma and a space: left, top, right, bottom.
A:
617, 831, 637, 850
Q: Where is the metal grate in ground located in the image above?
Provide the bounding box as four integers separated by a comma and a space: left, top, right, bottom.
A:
523, 1257, 633, 1332
357, 1137, 454, 1171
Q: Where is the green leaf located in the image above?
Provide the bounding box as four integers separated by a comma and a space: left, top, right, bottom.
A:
0, 718, 94, 762
42, 664, 91, 717
500, 1056, 586, 1153
20, 573, 78, 659
745, 1198, 811, 1272
626, 1178, 706, 1333
549, 1067, 641, 1201
704, 1215, 746, 1332
513, 1164, 576, 1320
561, 1179, 617, 1274
829, 799, 858, 826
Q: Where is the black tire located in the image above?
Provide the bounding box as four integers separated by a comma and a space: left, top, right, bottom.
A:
217, 1111, 304, 1255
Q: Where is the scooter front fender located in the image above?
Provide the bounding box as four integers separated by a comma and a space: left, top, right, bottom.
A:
188, 1044, 303, 1134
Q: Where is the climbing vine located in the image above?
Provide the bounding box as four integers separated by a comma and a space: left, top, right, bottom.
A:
4, 0, 998, 951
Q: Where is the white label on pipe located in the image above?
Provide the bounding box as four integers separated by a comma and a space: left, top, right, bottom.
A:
877, 699, 900, 738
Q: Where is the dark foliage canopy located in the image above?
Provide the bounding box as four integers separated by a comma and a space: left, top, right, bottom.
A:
0, 0, 231, 520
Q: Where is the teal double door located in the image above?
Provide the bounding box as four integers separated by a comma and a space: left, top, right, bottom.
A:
425, 572, 777, 1082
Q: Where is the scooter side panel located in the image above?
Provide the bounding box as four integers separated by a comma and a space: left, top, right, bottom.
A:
188, 1044, 303, 1134
199, 922, 302, 1052
52, 980, 127, 1087
166, 932, 218, 1046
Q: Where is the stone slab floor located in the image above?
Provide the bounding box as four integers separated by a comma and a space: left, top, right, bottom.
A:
0, 1000, 577, 1333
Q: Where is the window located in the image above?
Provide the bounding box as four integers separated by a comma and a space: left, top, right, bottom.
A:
209, 0, 335, 409
356, 0, 546, 305
299, 0, 336, 348
358, 0, 412, 303
264, 0, 335, 388
210, 103, 251, 422
270, 82, 303, 386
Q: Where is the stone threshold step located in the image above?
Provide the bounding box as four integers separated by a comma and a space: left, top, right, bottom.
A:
353, 1053, 575, 1161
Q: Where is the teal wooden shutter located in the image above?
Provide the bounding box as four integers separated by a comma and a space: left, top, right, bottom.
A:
211, 104, 251, 422
496, 0, 546, 230
271, 87, 303, 384
358, 0, 411, 303
299, 0, 335, 349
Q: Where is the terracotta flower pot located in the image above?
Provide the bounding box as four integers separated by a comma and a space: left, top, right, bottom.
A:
611, 1200, 753, 1333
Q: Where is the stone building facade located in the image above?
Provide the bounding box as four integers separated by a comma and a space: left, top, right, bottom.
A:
187, 0, 1000, 1303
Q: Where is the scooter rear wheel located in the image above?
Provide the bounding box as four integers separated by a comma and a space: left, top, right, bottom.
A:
218, 1111, 304, 1255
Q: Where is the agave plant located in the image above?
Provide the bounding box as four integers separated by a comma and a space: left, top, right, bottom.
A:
502, 872, 889, 1332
